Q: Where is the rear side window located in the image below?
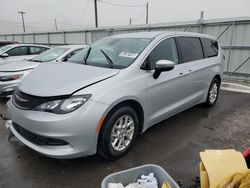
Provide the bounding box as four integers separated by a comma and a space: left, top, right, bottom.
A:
176, 37, 203, 63
30, 46, 47, 55
201, 38, 218, 58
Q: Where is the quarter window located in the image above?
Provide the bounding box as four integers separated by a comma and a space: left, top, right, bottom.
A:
30, 46, 47, 55
7, 46, 29, 56
62, 49, 82, 62
143, 38, 179, 70
176, 37, 203, 63
201, 38, 218, 58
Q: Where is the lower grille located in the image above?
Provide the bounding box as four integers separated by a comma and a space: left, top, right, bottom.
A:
12, 122, 68, 146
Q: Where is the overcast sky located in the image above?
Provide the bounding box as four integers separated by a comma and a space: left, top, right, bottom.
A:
0, 0, 250, 34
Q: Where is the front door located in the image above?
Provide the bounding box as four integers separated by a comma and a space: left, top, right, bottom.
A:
142, 37, 194, 128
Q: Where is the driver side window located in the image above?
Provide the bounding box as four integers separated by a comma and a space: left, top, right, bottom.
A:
7, 46, 29, 56
142, 38, 179, 70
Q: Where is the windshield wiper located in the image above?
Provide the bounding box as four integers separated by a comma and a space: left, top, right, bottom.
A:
100, 48, 113, 67
84, 47, 91, 65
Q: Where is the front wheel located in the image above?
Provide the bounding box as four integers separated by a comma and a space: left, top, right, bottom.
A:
204, 78, 220, 107
98, 106, 139, 160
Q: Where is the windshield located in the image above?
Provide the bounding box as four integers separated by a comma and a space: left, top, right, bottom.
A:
0, 45, 13, 54
70, 37, 151, 69
31, 47, 69, 62
68, 48, 87, 64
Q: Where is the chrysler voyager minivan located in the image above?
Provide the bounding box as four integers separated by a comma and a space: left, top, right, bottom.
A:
6, 31, 224, 159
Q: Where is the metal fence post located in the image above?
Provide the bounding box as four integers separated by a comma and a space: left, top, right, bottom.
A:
184, 25, 190, 32
33, 34, 36, 44
84, 31, 87, 44
91, 32, 93, 43
22, 34, 24, 43
227, 21, 235, 73
199, 22, 204, 33
108, 29, 113, 36
63, 32, 66, 45
48, 33, 50, 46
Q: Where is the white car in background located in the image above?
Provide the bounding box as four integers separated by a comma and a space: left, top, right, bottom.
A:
0, 45, 86, 97
0, 44, 49, 63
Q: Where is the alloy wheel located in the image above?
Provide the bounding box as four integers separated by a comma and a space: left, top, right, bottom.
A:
209, 82, 218, 104
110, 115, 135, 151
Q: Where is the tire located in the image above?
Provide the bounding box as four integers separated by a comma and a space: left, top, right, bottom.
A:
204, 78, 220, 107
98, 106, 139, 160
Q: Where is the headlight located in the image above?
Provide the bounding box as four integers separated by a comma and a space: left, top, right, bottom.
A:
0, 74, 23, 81
35, 95, 91, 114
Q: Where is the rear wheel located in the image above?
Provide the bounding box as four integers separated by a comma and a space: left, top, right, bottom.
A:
204, 78, 220, 107
98, 106, 139, 160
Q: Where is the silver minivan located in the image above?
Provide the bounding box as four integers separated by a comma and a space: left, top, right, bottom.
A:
6, 31, 224, 159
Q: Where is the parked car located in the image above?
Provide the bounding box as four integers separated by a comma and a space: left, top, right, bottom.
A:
6, 32, 224, 159
0, 45, 86, 97
0, 40, 18, 47
0, 44, 49, 63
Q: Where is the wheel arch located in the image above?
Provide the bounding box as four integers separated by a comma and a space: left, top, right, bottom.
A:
97, 99, 145, 151
96, 99, 144, 158
214, 74, 222, 85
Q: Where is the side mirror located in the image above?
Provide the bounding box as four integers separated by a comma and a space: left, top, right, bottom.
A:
1, 53, 9, 58
153, 60, 175, 79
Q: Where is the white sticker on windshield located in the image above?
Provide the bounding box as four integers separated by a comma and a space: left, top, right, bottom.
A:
119, 52, 138, 58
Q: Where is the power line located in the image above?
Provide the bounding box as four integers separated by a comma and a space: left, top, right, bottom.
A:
27, 19, 54, 24
101, 1, 149, 25
0, 19, 55, 32
133, 8, 146, 22
100, 1, 146, 7
0, 13, 20, 21
0, 20, 22, 24
81, 0, 90, 25
22, 0, 89, 9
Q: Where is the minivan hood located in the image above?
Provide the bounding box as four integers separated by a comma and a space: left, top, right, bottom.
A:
0, 60, 39, 72
19, 63, 120, 97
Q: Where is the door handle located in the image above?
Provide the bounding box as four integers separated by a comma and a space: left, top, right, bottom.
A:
178, 70, 192, 77
178, 72, 184, 77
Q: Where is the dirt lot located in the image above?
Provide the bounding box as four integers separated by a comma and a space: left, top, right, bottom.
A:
0, 90, 249, 188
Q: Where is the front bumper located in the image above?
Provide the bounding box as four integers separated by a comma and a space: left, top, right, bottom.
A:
7, 98, 109, 159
